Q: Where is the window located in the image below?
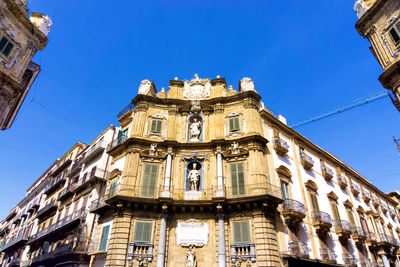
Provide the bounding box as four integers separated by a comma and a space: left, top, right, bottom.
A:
134, 221, 152, 243
149, 119, 163, 134
346, 209, 356, 227
141, 164, 159, 197
389, 21, 400, 45
230, 162, 245, 196
109, 182, 117, 198
233, 221, 250, 244
0, 36, 14, 57
309, 193, 320, 212
360, 217, 369, 233
98, 225, 110, 251
281, 181, 290, 200
330, 203, 341, 220
229, 116, 241, 133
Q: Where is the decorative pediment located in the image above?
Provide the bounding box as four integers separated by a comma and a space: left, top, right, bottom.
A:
357, 206, 366, 214
276, 165, 292, 178
343, 199, 353, 208
107, 169, 122, 180
304, 180, 318, 191
327, 191, 338, 201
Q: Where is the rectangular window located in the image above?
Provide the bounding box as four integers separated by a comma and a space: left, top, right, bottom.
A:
230, 162, 245, 196
98, 225, 110, 251
134, 221, 152, 243
233, 221, 250, 244
0, 36, 14, 57
389, 21, 400, 45
360, 217, 369, 233
141, 164, 159, 197
281, 181, 290, 200
109, 182, 117, 198
229, 116, 241, 132
150, 119, 163, 134
346, 209, 356, 227
330, 203, 341, 220
309, 193, 320, 212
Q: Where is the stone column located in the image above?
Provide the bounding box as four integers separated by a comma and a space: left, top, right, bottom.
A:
164, 153, 172, 191
156, 205, 168, 267
216, 151, 224, 197
217, 205, 226, 267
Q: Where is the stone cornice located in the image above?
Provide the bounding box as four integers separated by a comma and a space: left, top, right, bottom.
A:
378, 61, 400, 89
355, 0, 387, 36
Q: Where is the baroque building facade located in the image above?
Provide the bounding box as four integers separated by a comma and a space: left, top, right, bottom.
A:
354, 0, 400, 111
0, 76, 400, 267
0, 0, 52, 130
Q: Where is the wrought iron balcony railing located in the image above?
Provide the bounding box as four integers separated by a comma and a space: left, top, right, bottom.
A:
230, 243, 256, 263
0, 230, 29, 252
334, 220, 352, 236
343, 253, 357, 266
337, 174, 348, 189
282, 199, 306, 215
350, 183, 360, 196
284, 240, 309, 257
320, 248, 336, 262
300, 151, 314, 170
67, 161, 83, 177
107, 135, 128, 152
272, 136, 289, 156
351, 227, 367, 243
69, 168, 107, 194
36, 199, 57, 218
321, 165, 334, 181
50, 159, 72, 178
312, 211, 332, 225
82, 142, 106, 164
118, 103, 134, 118
44, 173, 66, 195
362, 189, 371, 202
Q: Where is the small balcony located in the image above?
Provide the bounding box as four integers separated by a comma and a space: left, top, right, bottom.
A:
352, 227, 367, 244
281, 199, 306, 226
70, 167, 107, 195
230, 243, 256, 263
321, 165, 334, 181
311, 211, 332, 234
50, 159, 72, 178
57, 184, 76, 201
282, 240, 309, 258
319, 248, 336, 263
36, 199, 57, 219
343, 253, 357, 267
89, 197, 108, 213
0, 231, 29, 252
366, 232, 377, 247
300, 151, 314, 170
376, 233, 392, 248
224, 181, 282, 202
105, 183, 161, 202
334, 220, 352, 239
118, 103, 134, 118
362, 190, 371, 203
107, 135, 128, 152
337, 174, 348, 189
82, 142, 106, 165
44, 173, 67, 195
350, 183, 360, 197
389, 207, 397, 219
127, 243, 154, 263
381, 202, 388, 214
372, 195, 380, 208
272, 136, 289, 157
66, 160, 83, 178
27, 198, 41, 212
8, 258, 21, 267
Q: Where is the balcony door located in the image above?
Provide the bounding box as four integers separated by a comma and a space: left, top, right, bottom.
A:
230, 162, 245, 197
281, 181, 290, 200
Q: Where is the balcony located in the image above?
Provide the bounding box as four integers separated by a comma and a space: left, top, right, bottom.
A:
272, 136, 289, 157
9, 258, 21, 267
321, 165, 334, 181
28, 209, 87, 244
337, 174, 348, 189
334, 220, 352, 239
343, 254, 357, 267
71, 168, 107, 195
320, 248, 336, 263
82, 142, 106, 165
44, 173, 67, 195
281, 199, 306, 226
230, 243, 256, 263
311, 211, 332, 234
350, 183, 360, 196
224, 182, 282, 203
366, 232, 377, 247
106, 183, 161, 202
300, 151, 314, 170
372, 195, 380, 208
107, 135, 128, 152
390, 207, 397, 219
89, 197, 108, 213
27, 198, 41, 212
0, 231, 29, 252
66, 160, 83, 177
127, 243, 154, 262
36, 199, 57, 219
381, 202, 388, 213
376, 233, 392, 248
282, 240, 309, 258
352, 227, 367, 244
30, 242, 90, 267
362, 190, 371, 203
57, 184, 75, 201
118, 103, 134, 118
51, 159, 72, 178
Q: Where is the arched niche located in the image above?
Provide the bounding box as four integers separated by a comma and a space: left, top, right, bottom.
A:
184, 160, 204, 190
187, 113, 204, 142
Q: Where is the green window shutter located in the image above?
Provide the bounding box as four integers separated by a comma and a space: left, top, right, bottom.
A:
109, 182, 117, 198
281, 181, 290, 200
233, 221, 250, 244
231, 163, 245, 196
229, 117, 241, 132
310, 194, 319, 212
150, 119, 162, 134
99, 225, 110, 251
155, 120, 162, 133
134, 221, 152, 243
141, 164, 158, 197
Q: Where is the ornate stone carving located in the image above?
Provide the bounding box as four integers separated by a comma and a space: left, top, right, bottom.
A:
149, 143, 157, 156
189, 117, 202, 142
231, 142, 240, 154
183, 74, 211, 100
190, 100, 201, 113
186, 246, 197, 267
239, 77, 256, 92
187, 162, 201, 191
138, 79, 152, 95
243, 98, 259, 110
176, 219, 209, 247
134, 103, 148, 112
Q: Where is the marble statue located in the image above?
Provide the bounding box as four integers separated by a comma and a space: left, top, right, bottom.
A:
188, 163, 200, 191
240, 77, 256, 92
138, 79, 152, 95
186, 246, 197, 267
149, 143, 157, 156
189, 118, 202, 141
231, 142, 239, 154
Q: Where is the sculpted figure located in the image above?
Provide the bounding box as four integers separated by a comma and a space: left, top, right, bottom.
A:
188, 163, 200, 191
186, 246, 197, 267
231, 142, 239, 154
189, 118, 202, 141
149, 143, 157, 156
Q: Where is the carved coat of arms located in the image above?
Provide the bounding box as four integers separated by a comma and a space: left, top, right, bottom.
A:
183, 74, 211, 100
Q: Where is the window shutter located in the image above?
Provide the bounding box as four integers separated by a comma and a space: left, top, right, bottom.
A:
330, 203, 340, 220
310, 194, 319, 212
231, 163, 245, 196
156, 120, 162, 133
229, 118, 235, 132
134, 221, 152, 243
150, 120, 162, 134
233, 221, 241, 243
347, 209, 355, 226
281, 181, 290, 200
99, 225, 110, 251
229, 117, 241, 132
237, 163, 245, 195
109, 182, 117, 198
141, 164, 158, 197
150, 120, 157, 133
231, 163, 238, 196
233, 221, 250, 244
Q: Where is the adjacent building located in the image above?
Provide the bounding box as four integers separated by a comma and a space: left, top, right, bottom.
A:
354, 0, 400, 111
1, 76, 400, 267
0, 0, 52, 130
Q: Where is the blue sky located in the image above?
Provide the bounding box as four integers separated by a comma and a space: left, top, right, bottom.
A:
1, 0, 399, 218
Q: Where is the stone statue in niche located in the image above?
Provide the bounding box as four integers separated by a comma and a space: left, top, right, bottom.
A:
187, 162, 201, 190
186, 246, 197, 267
231, 142, 239, 154
189, 117, 202, 142
149, 143, 157, 156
